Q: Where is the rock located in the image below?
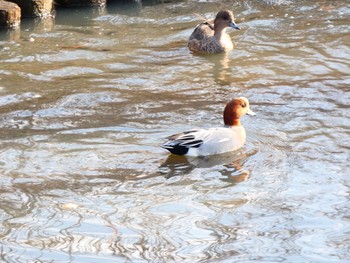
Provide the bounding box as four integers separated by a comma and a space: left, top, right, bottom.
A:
8, 0, 54, 17
0, 1, 21, 28
55, 0, 107, 7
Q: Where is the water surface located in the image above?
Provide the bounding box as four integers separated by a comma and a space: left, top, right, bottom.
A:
0, 0, 349, 262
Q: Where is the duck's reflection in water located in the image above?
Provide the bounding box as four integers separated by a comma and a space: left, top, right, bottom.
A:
193, 52, 233, 85
158, 150, 254, 184
210, 52, 232, 85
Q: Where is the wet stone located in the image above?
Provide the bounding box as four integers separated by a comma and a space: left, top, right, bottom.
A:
8, 0, 54, 18
0, 1, 21, 28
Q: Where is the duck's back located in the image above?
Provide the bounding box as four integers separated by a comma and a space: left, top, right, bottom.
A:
189, 22, 214, 41
163, 126, 246, 156
187, 126, 246, 156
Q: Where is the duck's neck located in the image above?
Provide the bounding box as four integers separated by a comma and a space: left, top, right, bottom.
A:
214, 26, 227, 39
225, 118, 241, 127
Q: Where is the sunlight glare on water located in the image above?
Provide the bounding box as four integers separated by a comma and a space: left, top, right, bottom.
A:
0, 0, 349, 262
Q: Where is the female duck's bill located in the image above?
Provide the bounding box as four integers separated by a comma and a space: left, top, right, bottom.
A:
188, 10, 240, 54
162, 97, 255, 157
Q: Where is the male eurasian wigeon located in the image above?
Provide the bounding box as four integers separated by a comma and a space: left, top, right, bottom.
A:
188, 10, 240, 54
162, 97, 255, 156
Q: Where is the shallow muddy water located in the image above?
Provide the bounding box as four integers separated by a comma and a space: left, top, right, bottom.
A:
0, 0, 349, 262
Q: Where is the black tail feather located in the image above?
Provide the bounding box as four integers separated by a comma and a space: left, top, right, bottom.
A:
162, 145, 189, 155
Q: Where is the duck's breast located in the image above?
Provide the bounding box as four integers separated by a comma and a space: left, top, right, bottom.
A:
219, 33, 234, 51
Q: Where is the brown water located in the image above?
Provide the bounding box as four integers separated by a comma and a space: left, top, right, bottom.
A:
0, 0, 349, 262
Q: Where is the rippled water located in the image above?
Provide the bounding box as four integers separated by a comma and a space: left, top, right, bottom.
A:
0, 0, 349, 262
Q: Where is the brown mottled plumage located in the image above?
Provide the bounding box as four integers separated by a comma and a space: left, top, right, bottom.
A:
188, 10, 240, 54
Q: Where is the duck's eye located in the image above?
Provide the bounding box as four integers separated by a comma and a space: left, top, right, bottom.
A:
223, 15, 229, 20
241, 103, 246, 108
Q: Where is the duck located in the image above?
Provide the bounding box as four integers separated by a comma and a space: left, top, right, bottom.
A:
162, 97, 255, 156
188, 10, 240, 54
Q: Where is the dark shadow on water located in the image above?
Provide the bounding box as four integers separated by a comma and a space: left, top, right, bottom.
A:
105, 1, 142, 16
54, 5, 108, 26
0, 27, 20, 41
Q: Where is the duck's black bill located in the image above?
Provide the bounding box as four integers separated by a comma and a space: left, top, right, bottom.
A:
229, 21, 240, 30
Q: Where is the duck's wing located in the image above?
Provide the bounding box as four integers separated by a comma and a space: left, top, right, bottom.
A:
189, 22, 214, 41
162, 129, 206, 155
188, 22, 219, 53
162, 127, 245, 156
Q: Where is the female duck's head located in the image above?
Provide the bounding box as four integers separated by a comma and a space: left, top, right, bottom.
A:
214, 10, 240, 33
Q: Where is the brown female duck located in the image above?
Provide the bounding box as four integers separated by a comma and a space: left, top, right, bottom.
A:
188, 10, 240, 54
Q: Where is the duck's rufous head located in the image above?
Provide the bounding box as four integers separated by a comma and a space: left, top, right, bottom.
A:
223, 97, 255, 126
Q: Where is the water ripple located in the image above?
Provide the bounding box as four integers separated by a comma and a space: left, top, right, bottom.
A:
0, 0, 349, 262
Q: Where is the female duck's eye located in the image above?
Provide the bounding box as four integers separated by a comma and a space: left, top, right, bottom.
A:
241, 103, 246, 108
